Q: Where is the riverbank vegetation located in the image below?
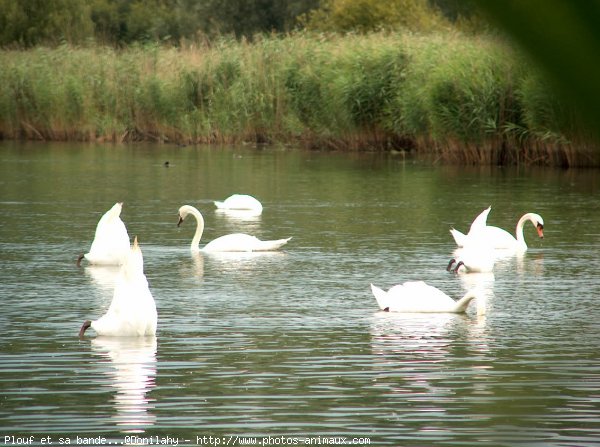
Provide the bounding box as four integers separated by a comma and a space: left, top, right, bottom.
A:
0, 0, 598, 167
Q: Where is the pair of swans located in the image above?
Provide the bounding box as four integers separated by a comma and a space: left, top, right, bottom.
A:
79, 237, 158, 338
450, 206, 544, 252
445, 206, 543, 274
383, 242, 497, 314
371, 259, 489, 315
371, 206, 544, 314
78, 202, 156, 338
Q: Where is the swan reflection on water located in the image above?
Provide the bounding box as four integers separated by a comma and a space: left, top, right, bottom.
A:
180, 249, 289, 280
369, 308, 494, 398
91, 336, 157, 432
369, 311, 466, 402
458, 271, 495, 319
84, 265, 121, 290
187, 251, 205, 278
84, 265, 121, 303
370, 311, 465, 357
205, 250, 287, 262
202, 250, 288, 275
215, 208, 263, 220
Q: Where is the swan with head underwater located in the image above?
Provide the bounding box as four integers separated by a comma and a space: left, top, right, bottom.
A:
214, 194, 263, 214
177, 205, 291, 252
77, 202, 130, 266
447, 249, 495, 274
450, 206, 544, 252
447, 233, 496, 274
79, 237, 157, 338
371, 282, 485, 315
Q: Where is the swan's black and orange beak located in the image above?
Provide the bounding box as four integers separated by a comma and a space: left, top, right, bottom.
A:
536, 223, 544, 239
177, 215, 184, 227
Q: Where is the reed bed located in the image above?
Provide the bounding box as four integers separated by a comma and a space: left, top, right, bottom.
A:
0, 33, 596, 166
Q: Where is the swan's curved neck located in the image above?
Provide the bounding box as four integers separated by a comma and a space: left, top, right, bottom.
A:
515, 214, 533, 247
515, 216, 526, 243
454, 292, 477, 312
188, 208, 205, 251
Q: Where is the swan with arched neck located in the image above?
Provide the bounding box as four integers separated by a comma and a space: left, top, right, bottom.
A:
178, 205, 291, 252
451, 206, 544, 251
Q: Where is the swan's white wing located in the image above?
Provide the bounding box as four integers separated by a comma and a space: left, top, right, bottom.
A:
468, 206, 491, 234
473, 226, 517, 249
400, 280, 438, 291
201, 233, 254, 252
251, 237, 292, 251
401, 281, 455, 304
450, 228, 468, 247
202, 233, 290, 252
451, 206, 491, 247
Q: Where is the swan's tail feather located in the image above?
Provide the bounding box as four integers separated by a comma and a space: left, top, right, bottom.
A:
450, 228, 467, 247
370, 284, 390, 311
254, 237, 292, 251
214, 201, 226, 209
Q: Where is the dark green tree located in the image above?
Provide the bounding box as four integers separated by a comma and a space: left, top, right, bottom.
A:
302, 0, 449, 33
0, 0, 94, 46
0, 0, 325, 46
189, 0, 320, 38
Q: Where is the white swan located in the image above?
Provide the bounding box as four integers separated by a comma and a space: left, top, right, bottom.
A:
178, 205, 291, 252
214, 194, 263, 214
479, 212, 544, 251
451, 207, 544, 251
371, 282, 484, 315
79, 237, 157, 338
78, 202, 130, 266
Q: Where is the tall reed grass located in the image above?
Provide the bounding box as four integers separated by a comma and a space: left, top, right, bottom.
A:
0, 33, 596, 166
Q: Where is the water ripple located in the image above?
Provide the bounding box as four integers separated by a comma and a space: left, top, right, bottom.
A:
2, 146, 600, 446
